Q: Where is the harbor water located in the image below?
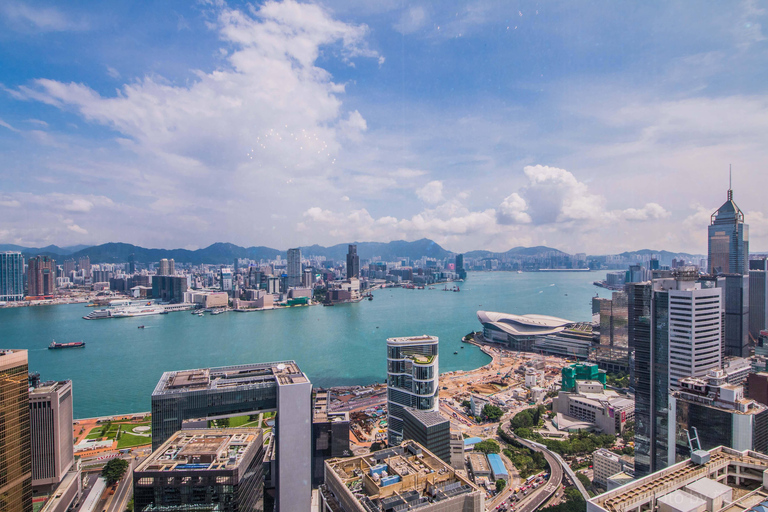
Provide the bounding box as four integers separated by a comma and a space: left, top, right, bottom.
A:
0, 271, 609, 418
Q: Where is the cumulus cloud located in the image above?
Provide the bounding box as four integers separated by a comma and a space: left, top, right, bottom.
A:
622, 203, 670, 221
416, 180, 444, 204
521, 165, 605, 224
496, 193, 532, 225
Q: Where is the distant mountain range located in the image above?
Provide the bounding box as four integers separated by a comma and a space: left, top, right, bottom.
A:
1, 240, 707, 266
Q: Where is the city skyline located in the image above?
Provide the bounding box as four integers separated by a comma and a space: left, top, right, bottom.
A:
1, 1, 767, 254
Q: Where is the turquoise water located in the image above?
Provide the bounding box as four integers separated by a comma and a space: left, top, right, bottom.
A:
0, 271, 607, 418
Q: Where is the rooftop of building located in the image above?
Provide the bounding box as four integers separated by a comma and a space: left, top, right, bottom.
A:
30, 380, 71, 396
403, 407, 449, 428
486, 453, 508, 476
0, 348, 27, 369
477, 311, 573, 336
387, 335, 439, 345
136, 428, 262, 473
313, 390, 349, 424
589, 446, 768, 512
152, 360, 307, 396
324, 441, 480, 510
468, 453, 489, 473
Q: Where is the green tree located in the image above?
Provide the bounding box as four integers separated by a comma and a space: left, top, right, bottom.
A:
496, 479, 507, 492
510, 411, 533, 430
473, 439, 500, 454
102, 458, 129, 485
461, 400, 471, 409
370, 442, 384, 452
482, 404, 504, 422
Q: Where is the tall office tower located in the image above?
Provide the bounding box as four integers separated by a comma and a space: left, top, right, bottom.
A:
0, 350, 32, 512
220, 267, 233, 291
346, 244, 360, 279
402, 407, 451, 464
128, 253, 136, 274
26, 256, 56, 297
0, 251, 24, 301
594, 291, 630, 373
287, 248, 302, 287
750, 259, 768, 340
456, 254, 467, 280
134, 429, 265, 512
29, 380, 74, 490
631, 271, 723, 478
151, 275, 189, 303
77, 256, 91, 279
386, 335, 439, 446
62, 259, 76, 277
311, 390, 351, 487
709, 185, 750, 356
151, 361, 311, 512
708, 186, 749, 275
719, 273, 750, 357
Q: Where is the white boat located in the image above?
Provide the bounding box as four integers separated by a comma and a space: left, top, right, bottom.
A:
84, 302, 194, 319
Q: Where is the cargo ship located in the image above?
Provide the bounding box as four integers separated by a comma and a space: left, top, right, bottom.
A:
49, 340, 85, 349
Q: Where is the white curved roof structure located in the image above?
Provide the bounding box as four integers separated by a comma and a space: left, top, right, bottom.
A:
477, 310, 573, 336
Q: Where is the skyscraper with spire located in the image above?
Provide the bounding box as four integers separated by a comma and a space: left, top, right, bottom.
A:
708, 180, 749, 275
708, 177, 750, 357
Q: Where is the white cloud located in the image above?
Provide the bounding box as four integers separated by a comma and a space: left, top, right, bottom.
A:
497, 193, 532, 225
522, 165, 604, 224
338, 110, 367, 141
66, 223, 88, 235
106, 66, 121, 79
1, 2, 88, 32
64, 198, 94, 213
0, 117, 19, 132
622, 203, 670, 221
416, 180, 444, 204
394, 6, 428, 34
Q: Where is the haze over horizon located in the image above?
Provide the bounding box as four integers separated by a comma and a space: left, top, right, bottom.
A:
1, 1, 767, 254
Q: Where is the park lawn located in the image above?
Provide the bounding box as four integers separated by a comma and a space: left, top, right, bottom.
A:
117, 432, 151, 449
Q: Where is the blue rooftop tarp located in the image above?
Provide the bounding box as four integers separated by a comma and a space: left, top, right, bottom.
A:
464, 437, 482, 446
487, 453, 508, 478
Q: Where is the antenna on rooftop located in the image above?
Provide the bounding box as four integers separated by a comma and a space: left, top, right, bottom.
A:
728, 165, 733, 200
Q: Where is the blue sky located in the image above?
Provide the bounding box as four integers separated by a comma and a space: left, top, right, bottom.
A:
1, 0, 767, 254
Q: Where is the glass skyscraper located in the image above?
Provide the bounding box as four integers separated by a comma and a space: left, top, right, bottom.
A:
386, 335, 439, 445
0, 350, 32, 512
708, 187, 749, 275
0, 251, 24, 302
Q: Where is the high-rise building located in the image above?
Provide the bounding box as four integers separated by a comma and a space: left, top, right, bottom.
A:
29, 380, 74, 490
151, 361, 311, 512
386, 335, 439, 445
708, 186, 749, 275
631, 271, 723, 478
134, 429, 265, 512
220, 267, 233, 291
287, 248, 302, 287
456, 254, 467, 280
62, 259, 76, 278
402, 407, 451, 464
151, 275, 189, 303
157, 258, 175, 276
27, 256, 56, 297
311, 390, 351, 487
0, 251, 24, 302
719, 273, 750, 357
346, 244, 360, 279
77, 256, 91, 279
0, 349, 32, 512
670, 370, 768, 462
750, 259, 768, 341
